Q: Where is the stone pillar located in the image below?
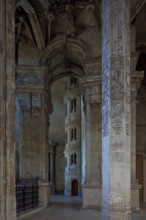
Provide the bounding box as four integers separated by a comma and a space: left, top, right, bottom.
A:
102, 0, 131, 219
39, 182, 51, 207
49, 144, 55, 194
0, 0, 16, 219
130, 23, 144, 210
131, 73, 143, 184
50, 153, 54, 192
131, 71, 143, 210
16, 65, 51, 207
80, 68, 102, 208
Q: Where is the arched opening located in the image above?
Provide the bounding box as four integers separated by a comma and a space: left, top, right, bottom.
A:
49, 75, 84, 203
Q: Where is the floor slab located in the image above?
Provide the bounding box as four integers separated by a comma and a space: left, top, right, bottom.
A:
18, 196, 146, 220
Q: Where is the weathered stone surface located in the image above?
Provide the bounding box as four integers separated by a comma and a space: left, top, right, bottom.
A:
1, 0, 146, 218
16, 66, 50, 183
102, 0, 131, 219
80, 76, 101, 185
0, 0, 16, 219
131, 71, 144, 186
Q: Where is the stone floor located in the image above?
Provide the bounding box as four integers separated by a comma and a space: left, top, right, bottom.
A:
18, 196, 146, 220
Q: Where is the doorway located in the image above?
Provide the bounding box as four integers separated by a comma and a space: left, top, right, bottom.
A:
72, 180, 78, 196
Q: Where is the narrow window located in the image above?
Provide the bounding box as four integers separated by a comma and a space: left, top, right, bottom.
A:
74, 153, 77, 165
71, 154, 74, 165
74, 98, 76, 112
74, 128, 77, 140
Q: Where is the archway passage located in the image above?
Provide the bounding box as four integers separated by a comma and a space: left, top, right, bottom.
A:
72, 180, 78, 196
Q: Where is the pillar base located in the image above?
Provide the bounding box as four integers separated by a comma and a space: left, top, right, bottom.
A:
82, 183, 101, 210
131, 184, 142, 212
103, 210, 131, 220
39, 182, 51, 207
82, 183, 141, 212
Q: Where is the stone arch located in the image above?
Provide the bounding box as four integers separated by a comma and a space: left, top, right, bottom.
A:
49, 64, 84, 84
41, 37, 89, 83
16, 0, 45, 50
41, 37, 90, 65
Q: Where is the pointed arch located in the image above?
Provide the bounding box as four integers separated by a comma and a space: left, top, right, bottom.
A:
16, 0, 45, 50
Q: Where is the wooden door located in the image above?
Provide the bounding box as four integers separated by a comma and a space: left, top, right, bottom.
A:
72, 180, 78, 196
136, 154, 143, 202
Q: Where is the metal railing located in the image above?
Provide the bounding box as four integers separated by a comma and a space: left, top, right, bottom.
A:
16, 178, 39, 215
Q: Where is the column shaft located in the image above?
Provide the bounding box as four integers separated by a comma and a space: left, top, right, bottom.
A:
102, 0, 131, 219
81, 77, 102, 185
86, 101, 102, 184
80, 76, 102, 208
131, 92, 137, 184
40, 91, 49, 181
131, 72, 144, 185
0, 0, 16, 219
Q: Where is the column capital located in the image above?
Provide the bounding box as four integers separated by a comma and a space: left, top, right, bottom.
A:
80, 76, 101, 104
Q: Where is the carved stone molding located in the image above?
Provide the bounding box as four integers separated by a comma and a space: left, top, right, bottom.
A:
16, 65, 47, 90
83, 53, 140, 78
80, 76, 101, 103
17, 73, 44, 87
84, 58, 101, 77
21, 105, 30, 114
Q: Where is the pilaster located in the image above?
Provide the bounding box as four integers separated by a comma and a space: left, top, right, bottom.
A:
131, 69, 144, 186
16, 65, 51, 206
0, 0, 16, 219
130, 66, 144, 211
48, 143, 55, 194
80, 63, 102, 207
80, 75, 102, 185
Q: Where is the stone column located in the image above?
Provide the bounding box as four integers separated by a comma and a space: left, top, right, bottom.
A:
49, 144, 55, 193
16, 65, 51, 207
102, 0, 131, 219
80, 63, 102, 208
131, 71, 143, 210
131, 71, 144, 184
130, 23, 144, 209
81, 77, 101, 184
50, 153, 54, 191
0, 0, 16, 219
